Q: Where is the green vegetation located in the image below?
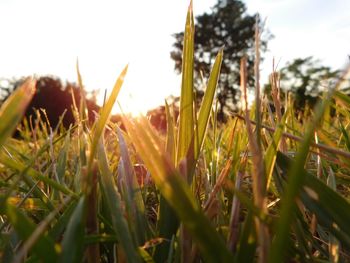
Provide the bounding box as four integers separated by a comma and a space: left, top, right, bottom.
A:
1, 3, 350, 263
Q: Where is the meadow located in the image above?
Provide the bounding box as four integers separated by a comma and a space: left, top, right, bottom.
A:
1, 4, 350, 263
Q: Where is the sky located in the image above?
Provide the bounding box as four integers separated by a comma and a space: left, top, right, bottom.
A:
1, 0, 349, 114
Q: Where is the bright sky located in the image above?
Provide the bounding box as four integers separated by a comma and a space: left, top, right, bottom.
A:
1, 0, 349, 114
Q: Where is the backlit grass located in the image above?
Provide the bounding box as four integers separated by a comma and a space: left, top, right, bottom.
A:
1, 3, 350, 263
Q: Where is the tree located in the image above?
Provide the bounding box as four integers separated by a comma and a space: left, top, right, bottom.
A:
171, 0, 269, 121
265, 57, 339, 111
0, 76, 100, 130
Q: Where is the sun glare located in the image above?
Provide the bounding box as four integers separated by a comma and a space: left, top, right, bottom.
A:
95, 62, 180, 117
116, 95, 152, 117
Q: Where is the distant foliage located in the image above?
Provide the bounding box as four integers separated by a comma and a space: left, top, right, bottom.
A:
0, 76, 100, 129
171, 0, 270, 121
264, 57, 339, 111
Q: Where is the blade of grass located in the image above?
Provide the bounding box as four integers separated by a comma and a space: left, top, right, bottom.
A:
265, 109, 288, 189
49, 199, 79, 240
177, 1, 194, 171
0, 78, 35, 147
194, 48, 223, 161
165, 100, 176, 163
117, 127, 147, 245
327, 168, 340, 263
59, 197, 86, 263
97, 139, 141, 263
88, 65, 128, 172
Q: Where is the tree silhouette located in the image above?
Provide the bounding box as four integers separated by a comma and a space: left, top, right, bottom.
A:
171, 0, 269, 121
0, 76, 100, 130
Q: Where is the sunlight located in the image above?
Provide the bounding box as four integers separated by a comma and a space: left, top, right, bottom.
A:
116, 94, 151, 117
94, 62, 181, 117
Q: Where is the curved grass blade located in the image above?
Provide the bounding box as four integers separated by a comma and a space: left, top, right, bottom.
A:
0, 78, 35, 147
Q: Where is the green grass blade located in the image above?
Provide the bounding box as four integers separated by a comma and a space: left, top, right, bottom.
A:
97, 139, 141, 263
177, 1, 194, 167
56, 131, 70, 185
117, 127, 147, 245
59, 197, 86, 263
327, 169, 340, 263
0, 78, 35, 147
195, 48, 223, 160
334, 90, 350, 109
49, 199, 79, 240
88, 65, 128, 170
265, 110, 288, 188
165, 100, 176, 162
234, 212, 256, 263
339, 121, 350, 151
76, 59, 89, 123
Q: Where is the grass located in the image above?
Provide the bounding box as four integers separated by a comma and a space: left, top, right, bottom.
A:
1, 3, 350, 263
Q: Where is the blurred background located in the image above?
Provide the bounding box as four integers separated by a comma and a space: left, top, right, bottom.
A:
0, 0, 349, 118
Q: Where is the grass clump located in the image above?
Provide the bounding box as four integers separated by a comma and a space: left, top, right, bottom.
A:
1, 3, 350, 263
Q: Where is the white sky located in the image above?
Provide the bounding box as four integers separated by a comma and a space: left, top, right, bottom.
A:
1, 0, 349, 114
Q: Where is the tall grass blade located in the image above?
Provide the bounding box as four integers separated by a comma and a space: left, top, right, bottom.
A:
49, 199, 79, 240
327, 168, 340, 263
117, 127, 147, 245
265, 110, 288, 188
165, 100, 176, 162
195, 48, 223, 161
76, 59, 89, 124
88, 65, 128, 170
97, 139, 141, 263
177, 1, 194, 169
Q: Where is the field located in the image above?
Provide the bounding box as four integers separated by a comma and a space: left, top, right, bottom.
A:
1, 4, 350, 263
